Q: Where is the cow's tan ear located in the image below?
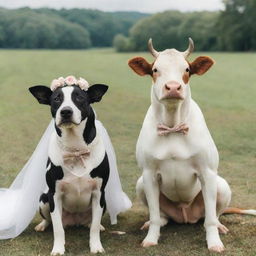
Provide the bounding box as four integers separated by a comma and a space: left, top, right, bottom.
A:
190, 56, 214, 75
128, 57, 152, 76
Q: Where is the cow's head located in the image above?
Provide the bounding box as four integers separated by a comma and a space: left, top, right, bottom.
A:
29, 78, 108, 129
128, 38, 214, 105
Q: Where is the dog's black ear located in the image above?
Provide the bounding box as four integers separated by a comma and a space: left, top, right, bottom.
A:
29, 85, 52, 105
87, 84, 108, 104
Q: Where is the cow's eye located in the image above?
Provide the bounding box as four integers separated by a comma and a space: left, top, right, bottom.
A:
186, 68, 190, 72
153, 68, 158, 73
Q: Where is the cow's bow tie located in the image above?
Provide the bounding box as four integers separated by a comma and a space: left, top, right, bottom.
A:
157, 123, 189, 136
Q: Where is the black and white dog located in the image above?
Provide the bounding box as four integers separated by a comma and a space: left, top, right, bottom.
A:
29, 77, 109, 255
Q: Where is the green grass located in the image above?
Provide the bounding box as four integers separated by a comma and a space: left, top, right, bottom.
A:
0, 49, 256, 255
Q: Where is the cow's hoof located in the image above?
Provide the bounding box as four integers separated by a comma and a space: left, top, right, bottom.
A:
208, 245, 225, 253
140, 221, 150, 230
51, 249, 65, 256
141, 239, 158, 248
90, 242, 105, 254
90, 246, 105, 254
218, 223, 229, 234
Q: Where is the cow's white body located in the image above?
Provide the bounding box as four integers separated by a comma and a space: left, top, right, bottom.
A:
137, 96, 218, 202
136, 85, 231, 252
129, 40, 231, 252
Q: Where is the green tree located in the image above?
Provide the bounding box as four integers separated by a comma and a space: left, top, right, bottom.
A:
217, 0, 256, 51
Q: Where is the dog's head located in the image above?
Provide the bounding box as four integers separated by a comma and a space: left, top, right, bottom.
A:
29, 81, 108, 129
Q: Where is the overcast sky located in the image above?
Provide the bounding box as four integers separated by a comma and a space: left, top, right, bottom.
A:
0, 0, 224, 13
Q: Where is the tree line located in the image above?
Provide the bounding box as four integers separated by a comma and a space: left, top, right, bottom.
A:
114, 0, 256, 52
0, 0, 255, 51
0, 7, 147, 49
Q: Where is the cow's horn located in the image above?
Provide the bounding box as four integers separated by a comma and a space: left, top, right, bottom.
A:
148, 38, 159, 58
183, 37, 194, 58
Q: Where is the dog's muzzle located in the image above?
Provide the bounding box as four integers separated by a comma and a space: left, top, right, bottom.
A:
59, 107, 75, 126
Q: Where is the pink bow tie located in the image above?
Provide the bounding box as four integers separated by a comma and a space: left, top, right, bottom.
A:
63, 149, 90, 167
157, 123, 189, 136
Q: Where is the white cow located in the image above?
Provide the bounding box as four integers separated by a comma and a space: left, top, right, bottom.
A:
128, 38, 231, 253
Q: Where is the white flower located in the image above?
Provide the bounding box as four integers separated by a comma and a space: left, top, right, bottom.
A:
65, 75, 77, 86
57, 77, 65, 86
77, 77, 89, 91
50, 77, 65, 91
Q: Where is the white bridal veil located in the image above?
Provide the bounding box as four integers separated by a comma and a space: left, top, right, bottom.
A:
0, 120, 132, 239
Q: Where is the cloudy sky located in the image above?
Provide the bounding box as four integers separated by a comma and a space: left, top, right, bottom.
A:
0, 0, 224, 13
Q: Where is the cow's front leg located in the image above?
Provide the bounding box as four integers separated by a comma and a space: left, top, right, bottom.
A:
199, 169, 224, 253
90, 189, 104, 254
50, 194, 65, 256
142, 169, 161, 247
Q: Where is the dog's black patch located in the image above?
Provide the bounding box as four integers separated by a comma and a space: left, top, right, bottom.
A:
83, 108, 96, 144
40, 193, 48, 204
71, 86, 90, 120
55, 123, 62, 137
44, 159, 64, 212
90, 153, 110, 209
50, 88, 64, 118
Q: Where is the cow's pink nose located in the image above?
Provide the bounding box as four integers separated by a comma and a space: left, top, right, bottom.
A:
165, 81, 181, 92
164, 81, 183, 99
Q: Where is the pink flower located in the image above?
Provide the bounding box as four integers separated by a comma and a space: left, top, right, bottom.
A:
50, 75, 90, 91
65, 75, 77, 86
77, 77, 89, 91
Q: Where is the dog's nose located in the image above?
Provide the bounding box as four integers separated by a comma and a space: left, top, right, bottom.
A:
60, 107, 73, 118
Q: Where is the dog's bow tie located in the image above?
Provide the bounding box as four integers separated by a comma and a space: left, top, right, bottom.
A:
63, 149, 90, 167
157, 123, 189, 136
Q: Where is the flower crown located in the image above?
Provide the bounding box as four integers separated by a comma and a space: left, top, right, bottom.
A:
50, 75, 89, 91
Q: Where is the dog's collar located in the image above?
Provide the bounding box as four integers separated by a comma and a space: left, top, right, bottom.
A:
157, 123, 189, 136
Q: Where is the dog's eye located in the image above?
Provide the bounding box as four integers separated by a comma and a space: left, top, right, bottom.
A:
76, 95, 84, 101
54, 96, 61, 102
153, 68, 158, 73
186, 68, 190, 72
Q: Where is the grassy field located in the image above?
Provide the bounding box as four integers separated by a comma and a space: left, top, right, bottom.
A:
0, 48, 256, 256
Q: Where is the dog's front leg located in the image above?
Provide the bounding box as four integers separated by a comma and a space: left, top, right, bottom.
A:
50, 193, 65, 256
199, 169, 224, 253
142, 169, 161, 247
90, 189, 104, 254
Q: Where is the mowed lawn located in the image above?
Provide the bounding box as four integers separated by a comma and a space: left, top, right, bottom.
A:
0, 49, 256, 256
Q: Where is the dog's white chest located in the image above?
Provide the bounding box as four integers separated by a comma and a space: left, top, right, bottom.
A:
59, 173, 100, 213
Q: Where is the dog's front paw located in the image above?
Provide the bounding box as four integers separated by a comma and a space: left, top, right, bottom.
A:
51, 246, 65, 255
90, 241, 105, 254
208, 244, 225, 253
35, 220, 48, 232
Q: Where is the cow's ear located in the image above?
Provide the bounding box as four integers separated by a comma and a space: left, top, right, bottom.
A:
87, 84, 108, 104
29, 85, 52, 105
190, 56, 214, 75
128, 57, 152, 76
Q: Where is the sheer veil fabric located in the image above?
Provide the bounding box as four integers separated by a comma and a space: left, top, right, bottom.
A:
0, 120, 132, 239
